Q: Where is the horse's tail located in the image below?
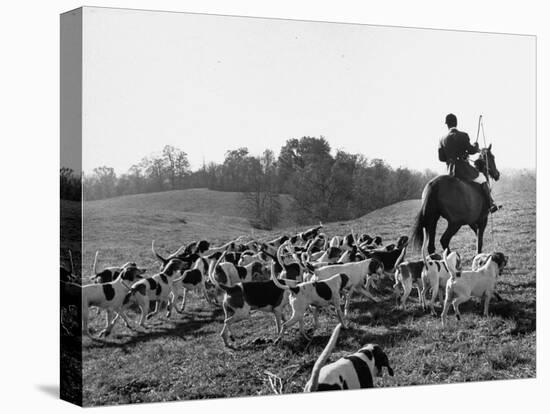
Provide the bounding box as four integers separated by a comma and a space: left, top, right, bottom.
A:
410, 209, 425, 253
411, 180, 437, 252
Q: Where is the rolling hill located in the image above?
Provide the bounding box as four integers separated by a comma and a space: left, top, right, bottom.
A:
80, 187, 535, 405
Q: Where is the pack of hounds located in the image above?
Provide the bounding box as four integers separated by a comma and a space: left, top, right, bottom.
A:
61, 223, 508, 393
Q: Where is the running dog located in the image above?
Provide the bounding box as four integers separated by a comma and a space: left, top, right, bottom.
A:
307, 258, 384, 315
82, 264, 146, 337
91, 251, 145, 283
215, 278, 291, 348
304, 323, 394, 391
122, 258, 187, 329
171, 256, 218, 313
441, 250, 508, 325
271, 267, 350, 341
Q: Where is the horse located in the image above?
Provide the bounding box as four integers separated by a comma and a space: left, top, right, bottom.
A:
411, 145, 500, 255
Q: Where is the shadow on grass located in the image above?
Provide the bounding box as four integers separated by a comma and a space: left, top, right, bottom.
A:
86, 307, 224, 348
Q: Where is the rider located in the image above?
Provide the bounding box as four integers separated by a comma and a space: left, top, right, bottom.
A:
438, 113, 498, 213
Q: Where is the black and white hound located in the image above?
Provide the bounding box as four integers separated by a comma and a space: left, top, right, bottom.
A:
82, 264, 146, 337
441, 250, 508, 325
308, 258, 384, 315
91, 251, 145, 283
271, 267, 350, 341
122, 258, 187, 329
304, 323, 394, 391
216, 278, 291, 348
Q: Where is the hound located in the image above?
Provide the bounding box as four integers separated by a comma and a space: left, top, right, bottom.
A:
358, 235, 409, 275
206, 236, 247, 255
304, 323, 394, 391
337, 246, 365, 264
238, 250, 270, 266
171, 256, 217, 313
359, 236, 383, 251
471, 253, 505, 301
260, 234, 290, 256
208, 251, 248, 287
441, 250, 508, 325
289, 223, 323, 245
271, 269, 350, 341
259, 243, 304, 281
82, 265, 146, 337
122, 259, 187, 329
151, 240, 199, 269
91, 251, 145, 283
311, 246, 344, 265
308, 258, 384, 315
420, 230, 460, 314
392, 249, 442, 308
215, 277, 291, 348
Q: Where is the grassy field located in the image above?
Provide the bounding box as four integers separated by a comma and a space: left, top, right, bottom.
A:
80, 188, 535, 406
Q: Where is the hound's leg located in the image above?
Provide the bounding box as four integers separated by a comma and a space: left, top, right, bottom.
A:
99, 310, 115, 337
452, 296, 469, 321
483, 292, 492, 317
401, 281, 412, 309
146, 301, 160, 321
115, 310, 135, 331
179, 288, 188, 312
335, 301, 347, 328
440, 291, 452, 326
428, 280, 439, 316
275, 305, 306, 343
344, 287, 355, 315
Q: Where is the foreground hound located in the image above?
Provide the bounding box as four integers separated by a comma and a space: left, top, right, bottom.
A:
441, 250, 508, 324
91, 252, 145, 283
123, 259, 187, 328
308, 258, 384, 315
304, 323, 394, 391
82, 265, 146, 337
216, 278, 291, 348
271, 268, 350, 341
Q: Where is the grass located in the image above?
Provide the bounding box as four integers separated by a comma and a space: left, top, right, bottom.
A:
77, 188, 536, 406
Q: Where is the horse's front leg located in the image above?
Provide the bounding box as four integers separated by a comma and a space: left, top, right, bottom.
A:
440, 222, 461, 252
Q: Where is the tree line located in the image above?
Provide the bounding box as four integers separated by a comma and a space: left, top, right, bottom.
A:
62, 137, 440, 227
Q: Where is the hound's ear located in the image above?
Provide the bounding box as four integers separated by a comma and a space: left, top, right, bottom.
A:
488, 143, 492, 151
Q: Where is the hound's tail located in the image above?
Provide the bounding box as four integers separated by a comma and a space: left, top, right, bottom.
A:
306, 323, 342, 392
151, 240, 168, 266
269, 262, 297, 291
442, 249, 457, 281
208, 251, 227, 286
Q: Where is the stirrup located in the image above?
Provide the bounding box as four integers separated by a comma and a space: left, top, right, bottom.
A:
489, 204, 501, 214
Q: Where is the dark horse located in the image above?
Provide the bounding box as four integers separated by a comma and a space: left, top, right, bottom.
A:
411, 145, 500, 254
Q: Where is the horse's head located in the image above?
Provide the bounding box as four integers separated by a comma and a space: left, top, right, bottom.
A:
475, 144, 500, 181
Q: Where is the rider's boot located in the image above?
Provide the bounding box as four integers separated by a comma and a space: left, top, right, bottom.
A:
481, 182, 499, 213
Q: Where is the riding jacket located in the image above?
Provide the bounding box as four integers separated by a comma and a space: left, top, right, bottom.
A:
438, 127, 480, 181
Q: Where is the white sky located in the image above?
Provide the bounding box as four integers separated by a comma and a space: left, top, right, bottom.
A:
82, 7, 535, 175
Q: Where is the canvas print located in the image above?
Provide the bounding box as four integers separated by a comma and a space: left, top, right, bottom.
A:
60, 7, 536, 407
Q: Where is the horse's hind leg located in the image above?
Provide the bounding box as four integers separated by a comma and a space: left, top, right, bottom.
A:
426, 217, 439, 254
440, 222, 461, 252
